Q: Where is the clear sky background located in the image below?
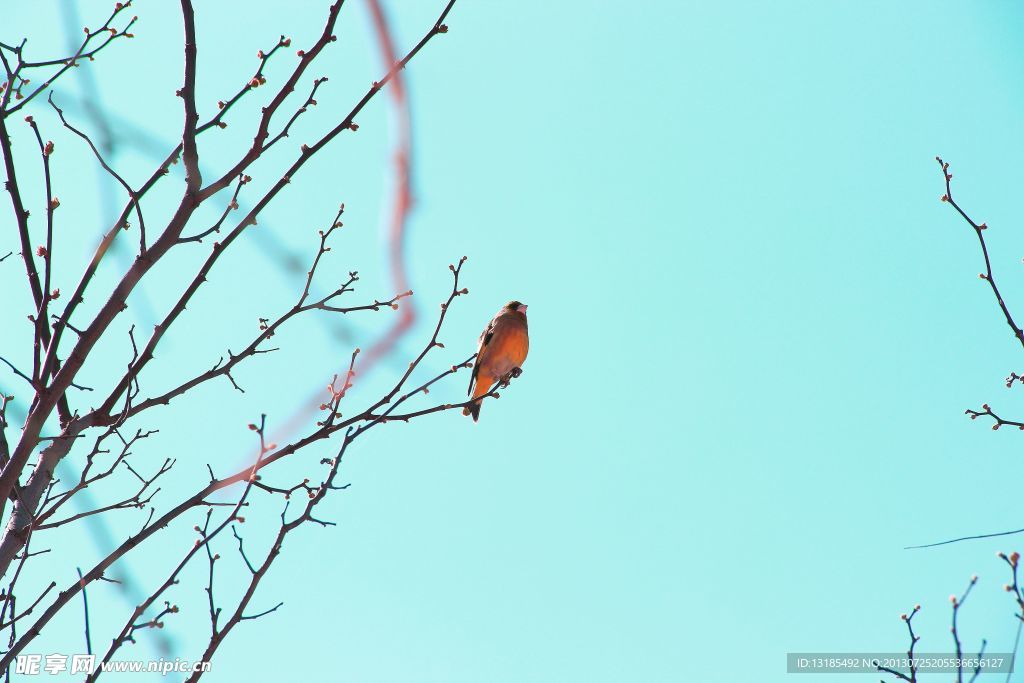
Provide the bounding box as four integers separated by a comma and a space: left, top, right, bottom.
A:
5, 1, 1024, 681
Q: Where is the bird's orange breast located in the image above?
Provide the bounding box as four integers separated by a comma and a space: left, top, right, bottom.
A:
486, 326, 529, 366
476, 322, 529, 386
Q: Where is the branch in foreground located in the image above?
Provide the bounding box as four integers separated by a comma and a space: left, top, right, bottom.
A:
184, 429, 356, 682
0, 2, 137, 115
0, 0, 459, 579
0, 256, 518, 669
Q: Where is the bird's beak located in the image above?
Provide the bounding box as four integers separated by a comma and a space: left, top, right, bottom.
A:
518, 304, 528, 314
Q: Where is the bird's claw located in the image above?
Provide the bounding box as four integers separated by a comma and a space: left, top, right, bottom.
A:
497, 367, 523, 389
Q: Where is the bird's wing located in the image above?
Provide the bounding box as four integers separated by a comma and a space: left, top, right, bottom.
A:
468, 317, 496, 395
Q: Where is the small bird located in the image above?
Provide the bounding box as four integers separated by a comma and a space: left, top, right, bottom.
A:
464, 301, 529, 422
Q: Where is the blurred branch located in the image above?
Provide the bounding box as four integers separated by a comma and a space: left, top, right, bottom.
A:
261, 0, 425, 454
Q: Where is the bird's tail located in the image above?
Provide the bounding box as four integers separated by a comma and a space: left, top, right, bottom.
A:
462, 380, 489, 422
462, 400, 481, 422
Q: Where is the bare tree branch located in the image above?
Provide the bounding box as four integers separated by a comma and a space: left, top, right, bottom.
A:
0, 255, 514, 668
0, 0, 455, 558
0, 2, 503, 676
937, 157, 1024, 347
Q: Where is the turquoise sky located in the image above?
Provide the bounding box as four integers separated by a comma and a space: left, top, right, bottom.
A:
5, 1, 1024, 681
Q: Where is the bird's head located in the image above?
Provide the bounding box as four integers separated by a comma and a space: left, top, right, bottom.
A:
505, 300, 528, 315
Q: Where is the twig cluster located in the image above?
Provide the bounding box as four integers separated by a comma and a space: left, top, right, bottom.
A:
878, 575, 989, 683
935, 158, 1024, 431
0, 1, 513, 680
884, 160, 1024, 681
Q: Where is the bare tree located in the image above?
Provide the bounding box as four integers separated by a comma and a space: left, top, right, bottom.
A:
0, 1, 518, 678
876, 159, 1024, 682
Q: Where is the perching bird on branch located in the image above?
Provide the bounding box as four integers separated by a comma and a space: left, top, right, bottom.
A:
465, 301, 529, 421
